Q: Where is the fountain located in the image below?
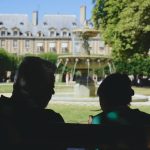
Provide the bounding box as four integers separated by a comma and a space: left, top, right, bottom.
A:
57, 24, 114, 97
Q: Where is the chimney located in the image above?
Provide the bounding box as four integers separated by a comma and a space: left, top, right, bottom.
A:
32, 11, 38, 26
80, 5, 86, 26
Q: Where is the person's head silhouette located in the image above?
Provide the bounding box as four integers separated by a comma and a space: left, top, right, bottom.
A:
97, 73, 134, 111
12, 56, 56, 108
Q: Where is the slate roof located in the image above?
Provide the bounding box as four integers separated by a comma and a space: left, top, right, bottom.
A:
0, 13, 80, 36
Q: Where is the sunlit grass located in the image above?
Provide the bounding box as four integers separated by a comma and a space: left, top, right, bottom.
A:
47, 103, 100, 123
0, 83, 150, 96
0, 83, 13, 93
0, 83, 150, 123
47, 103, 150, 123
132, 86, 150, 96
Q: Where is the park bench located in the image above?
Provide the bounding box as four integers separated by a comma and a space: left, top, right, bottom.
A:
1, 123, 150, 149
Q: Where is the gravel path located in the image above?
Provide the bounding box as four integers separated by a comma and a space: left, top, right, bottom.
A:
1, 93, 150, 106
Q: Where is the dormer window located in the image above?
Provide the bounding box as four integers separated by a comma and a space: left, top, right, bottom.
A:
13, 31, 18, 36
20, 32, 23, 36
72, 22, 77, 27
25, 31, 31, 37
37, 31, 43, 37
62, 31, 67, 37
49, 27, 56, 37
7, 32, 11, 36
43, 22, 47, 25
0, 22, 3, 25
20, 22, 24, 25
50, 31, 55, 37
61, 28, 69, 37
12, 27, 19, 36
56, 33, 59, 36
0, 27, 7, 36
1, 31, 5, 36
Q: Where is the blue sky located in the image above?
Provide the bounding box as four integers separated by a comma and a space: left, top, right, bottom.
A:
0, 0, 93, 20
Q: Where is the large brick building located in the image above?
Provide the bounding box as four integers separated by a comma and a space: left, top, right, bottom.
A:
0, 5, 111, 56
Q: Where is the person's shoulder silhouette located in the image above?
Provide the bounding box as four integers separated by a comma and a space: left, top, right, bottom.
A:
1, 56, 64, 122
90, 73, 150, 125
0, 56, 64, 144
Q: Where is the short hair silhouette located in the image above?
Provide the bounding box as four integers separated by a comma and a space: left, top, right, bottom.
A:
97, 73, 134, 108
12, 56, 56, 108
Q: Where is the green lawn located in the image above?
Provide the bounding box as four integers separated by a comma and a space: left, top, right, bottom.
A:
47, 103, 150, 123
0, 83, 150, 123
47, 103, 100, 123
0, 83, 13, 93
132, 86, 150, 96
0, 83, 150, 96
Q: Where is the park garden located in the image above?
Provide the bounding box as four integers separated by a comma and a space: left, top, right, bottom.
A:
0, 0, 150, 123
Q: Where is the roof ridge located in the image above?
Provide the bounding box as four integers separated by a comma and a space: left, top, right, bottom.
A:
0, 14, 28, 16
44, 14, 76, 17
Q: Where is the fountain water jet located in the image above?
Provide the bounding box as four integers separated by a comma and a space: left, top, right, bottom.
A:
57, 24, 114, 97
72, 58, 79, 80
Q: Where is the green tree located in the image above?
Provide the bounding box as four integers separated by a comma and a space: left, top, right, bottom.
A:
37, 52, 58, 64
114, 53, 150, 83
92, 0, 150, 58
0, 48, 18, 81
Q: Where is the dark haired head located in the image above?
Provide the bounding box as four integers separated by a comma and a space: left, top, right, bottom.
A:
97, 73, 134, 110
12, 56, 56, 108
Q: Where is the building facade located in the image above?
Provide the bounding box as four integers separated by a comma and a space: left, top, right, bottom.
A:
0, 6, 111, 56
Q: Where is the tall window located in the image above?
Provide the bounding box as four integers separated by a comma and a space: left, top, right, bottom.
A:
49, 42, 56, 52
61, 42, 68, 53
25, 40, 30, 48
36, 43, 44, 53
99, 41, 105, 53
1, 40, 5, 47
13, 40, 18, 48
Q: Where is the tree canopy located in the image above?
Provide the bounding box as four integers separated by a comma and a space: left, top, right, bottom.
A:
92, 0, 150, 58
92, 0, 150, 79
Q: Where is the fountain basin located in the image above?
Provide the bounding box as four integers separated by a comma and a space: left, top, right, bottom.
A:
58, 55, 112, 69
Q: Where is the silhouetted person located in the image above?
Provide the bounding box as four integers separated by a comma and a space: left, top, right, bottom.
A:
89, 73, 150, 125
0, 56, 64, 145
88, 73, 150, 149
